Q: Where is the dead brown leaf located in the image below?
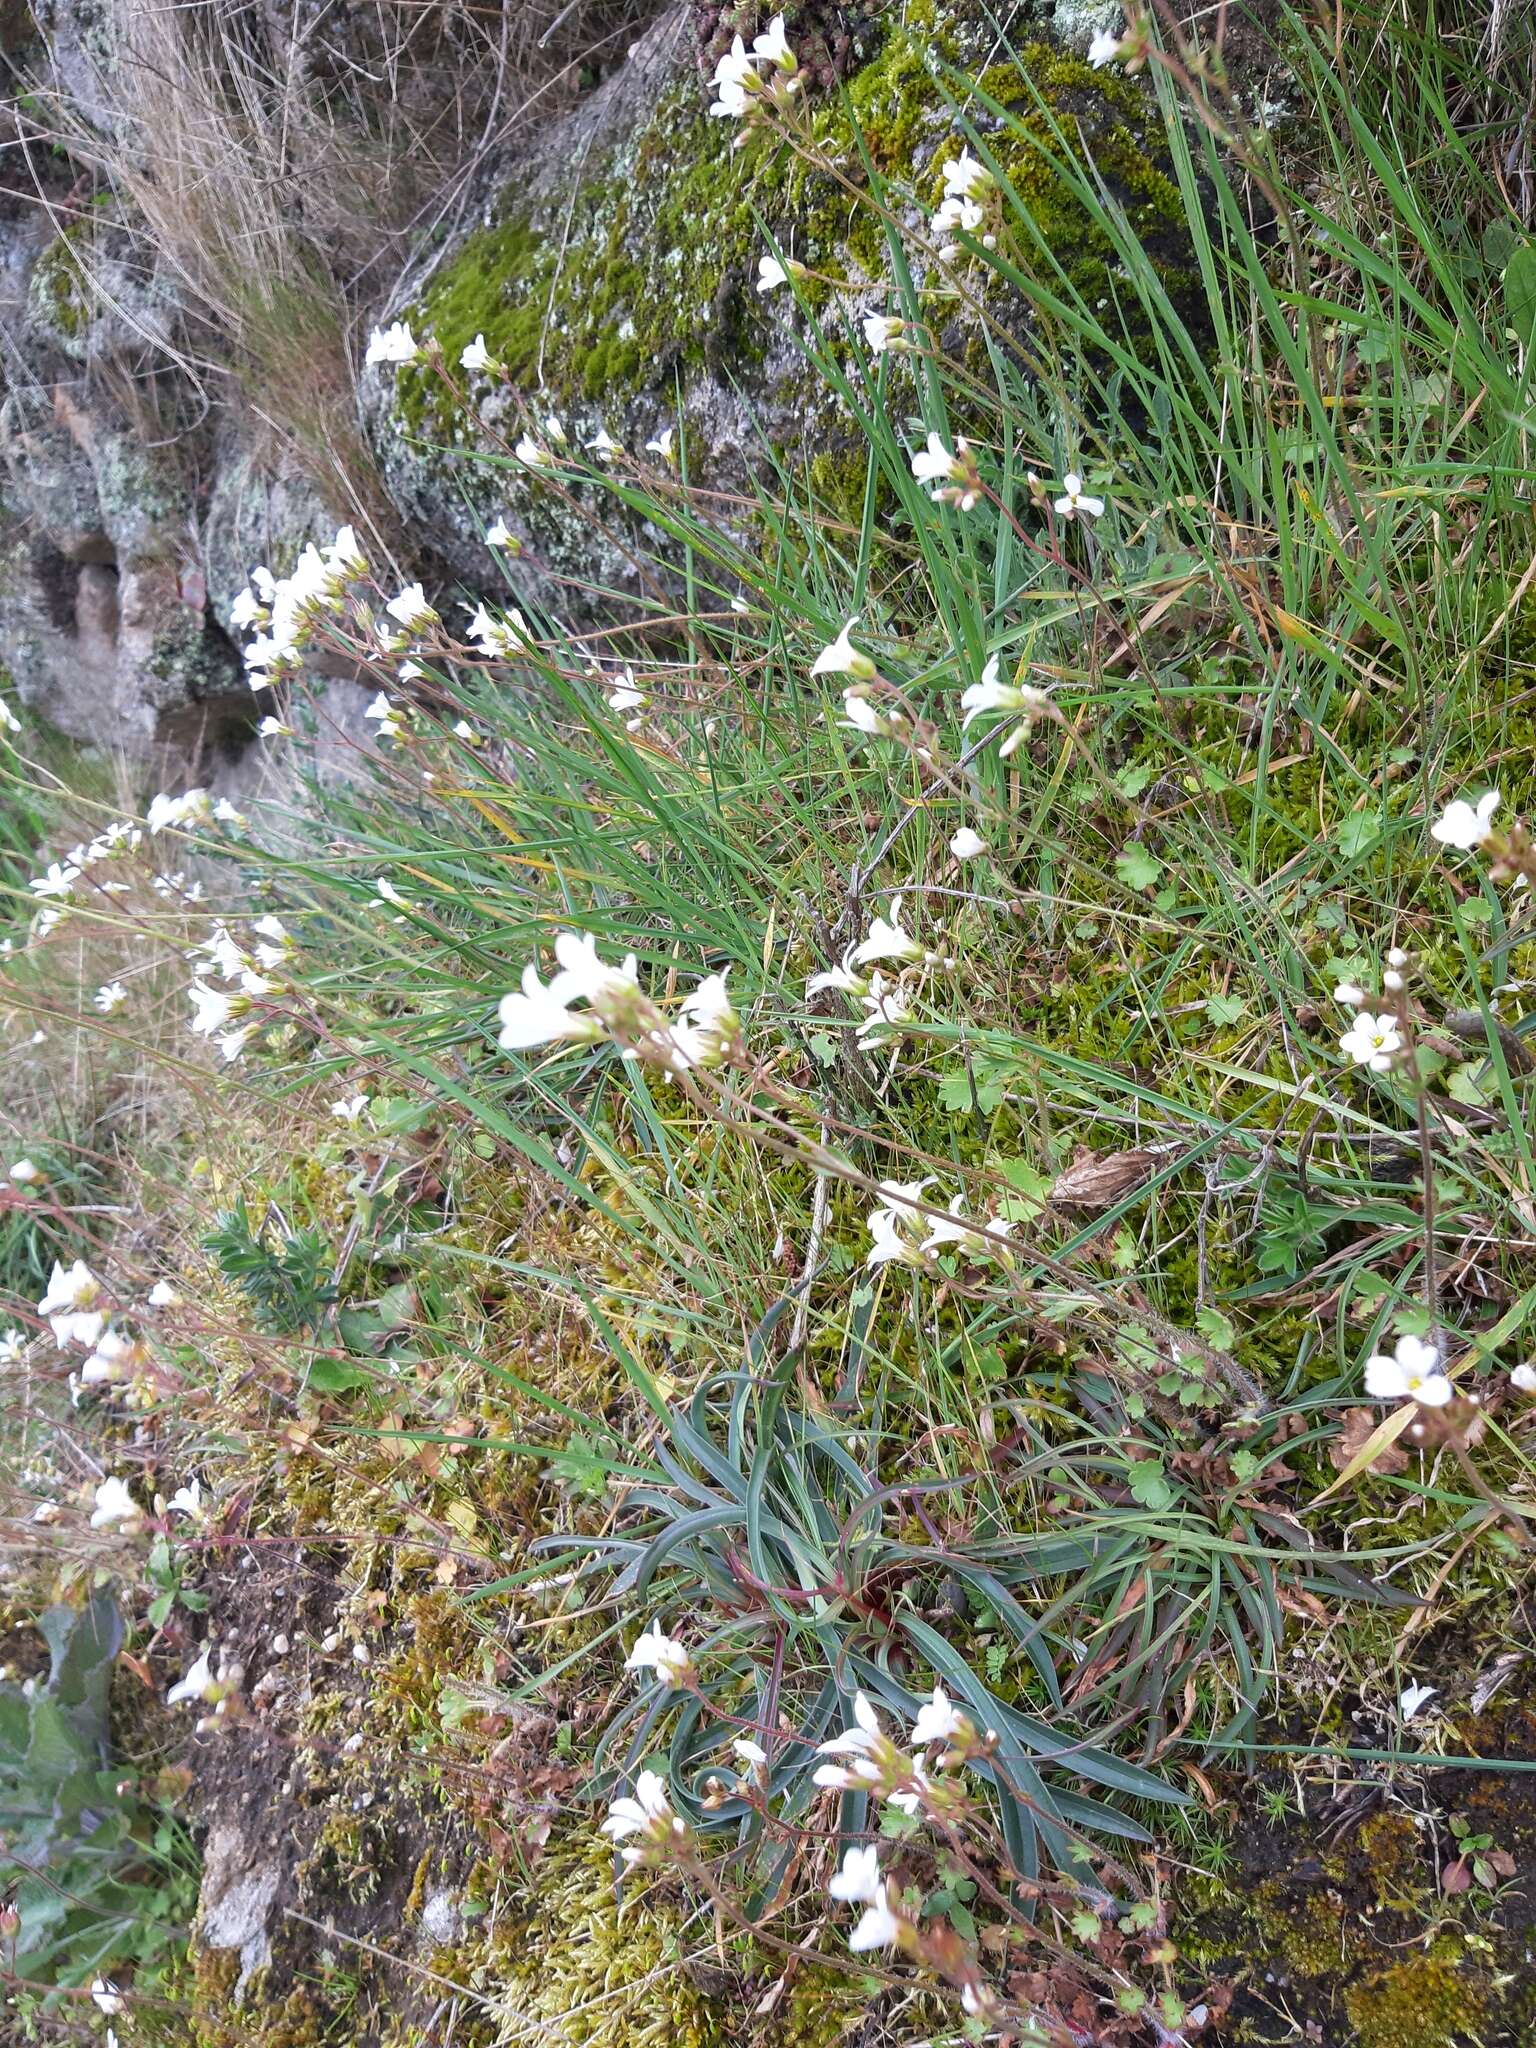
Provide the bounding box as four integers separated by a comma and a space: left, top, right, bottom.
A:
1329, 1407, 1410, 1477
1049, 1148, 1156, 1213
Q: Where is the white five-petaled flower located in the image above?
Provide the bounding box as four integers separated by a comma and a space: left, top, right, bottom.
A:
1511, 1362, 1536, 1393
752, 13, 797, 69
1339, 1010, 1402, 1072
811, 617, 878, 682
585, 427, 621, 461
806, 947, 868, 999
9, 1157, 40, 1184
258, 716, 293, 739
732, 1736, 767, 1768
386, 583, 438, 633
863, 1178, 936, 1270
330, 1095, 370, 1125
1429, 790, 1499, 851
94, 981, 128, 1015
0, 1329, 25, 1364
364, 320, 420, 366
911, 430, 963, 486
600, 1767, 686, 1866
1334, 981, 1365, 1007
645, 426, 677, 462
1088, 26, 1124, 65
147, 1279, 182, 1308
910, 1683, 969, 1747
949, 826, 986, 860
89, 1476, 142, 1530
486, 517, 515, 547
941, 148, 994, 201
81, 1329, 144, 1385
625, 1627, 694, 1688
850, 895, 925, 967
757, 254, 791, 292
1052, 472, 1105, 520
1364, 1333, 1453, 1408
460, 333, 498, 372
167, 1647, 217, 1707
829, 1842, 883, 1904
863, 313, 905, 354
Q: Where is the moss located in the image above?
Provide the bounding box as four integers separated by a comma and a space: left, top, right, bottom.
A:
398, 2, 1201, 440
1343, 1939, 1488, 2048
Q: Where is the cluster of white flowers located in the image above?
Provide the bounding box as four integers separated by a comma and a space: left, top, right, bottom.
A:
804, 896, 958, 1050
365, 320, 421, 367
16, 815, 171, 940
183, 915, 293, 1064
31, 1258, 184, 1404
1335, 951, 1411, 1071
708, 13, 800, 142
232, 526, 369, 689
496, 934, 740, 1073
864, 1177, 1013, 1272
932, 147, 997, 261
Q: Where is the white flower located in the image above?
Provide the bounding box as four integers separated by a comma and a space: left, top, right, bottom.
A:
752, 12, 796, 69
862, 313, 905, 354
188, 981, 239, 1039
365, 321, 420, 366
30, 861, 78, 900
330, 1095, 370, 1125
167, 1478, 204, 1518
213, 799, 247, 830
815, 1690, 887, 1774
9, 1157, 40, 1184
89, 1476, 142, 1530
608, 682, 646, 714
515, 432, 554, 470
600, 1768, 686, 1866
671, 971, 740, 1069
167, 1648, 217, 1707
460, 333, 498, 371
731, 1736, 767, 1766
949, 826, 986, 860
806, 948, 867, 998
0, 1329, 25, 1364
709, 34, 759, 115
856, 973, 913, 1048
1512, 1363, 1536, 1393
1397, 1681, 1438, 1721
496, 934, 639, 1052
942, 147, 994, 200
1430, 791, 1499, 851
1333, 981, 1365, 1007
386, 583, 438, 633
829, 1843, 883, 1903
1053, 472, 1105, 519
910, 1683, 968, 1747
865, 1180, 934, 1269
585, 427, 621, 461
849, 1896, 903, 1952
94, 981, 128, 1014
0, 698, 20, 731
1088, 26, 1123, 64
851, 896, 924, 967
486, 517, 515, 547
465, 601, 530, 657
1364, 1333, 1453, 1407
920, 1194, 1013, 1262
911, 431, 961, 485
645, 426, 677, 462
1339, 1011, 1402, 1072
39, 1259, 104, 1347
91, 1980, 125, 2016
625, 1627, 694, 1687
811, 616, 878, 681
147, 1280, 181, 1308
757, 255, 791, 292
81, 1329, 144, 1385
258, 716, 294, 739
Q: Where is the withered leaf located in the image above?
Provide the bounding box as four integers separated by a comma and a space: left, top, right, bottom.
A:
1050, 1148, 1156, 1212
1329, 1407, 1410, 1478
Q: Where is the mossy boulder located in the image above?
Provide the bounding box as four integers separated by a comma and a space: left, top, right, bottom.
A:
361, 0, 1207, 602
